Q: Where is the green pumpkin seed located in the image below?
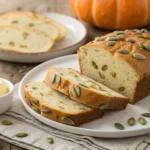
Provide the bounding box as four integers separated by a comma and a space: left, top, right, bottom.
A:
137, 35, 144, 38
133, 53, 146, 60
92, 61, 98, 69
117, 35, 125, 40
107, 37, 118, 41
72, 85, 81, 97
32, 87, 37, 90
141, 29, 150, 33
31, 99, 39, 106
138, 117, 147, 125
107, 41, 116, 46
31, 106, 40, 114
141, 113, 150, 118
128, 117, 136, 126
119, 87, 125, 91
61, 117, 75, 125
117, 49, 129, 54
99, 103, 109, 110
111, 72, 116, 77
1, 120, 12, 125
95, 37, 106, 41
99, 72, 105, 79
126, 38, 135, 43
115, 31, 125, 35
133, 29, 140, 32
142, 44, 150, 51
41, 109, 52, 114
51, 74, 56, 83
16, 133, 28, 138
46, 137, 54, 144
114, 123, 124, 130
56, 75, 61, 85
102, 65, 108, 71
79, 83, 89, 88
138, 43, 145, 49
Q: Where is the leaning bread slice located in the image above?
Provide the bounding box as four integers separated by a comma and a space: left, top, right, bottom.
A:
0, 25, 53, 53
0, 11, 60, 41
24, 12, 68, 40
45, 66, 129, 110
24, 82, 104, 126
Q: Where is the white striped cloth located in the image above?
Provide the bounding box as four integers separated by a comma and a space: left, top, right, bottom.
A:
0, 83, 149, 150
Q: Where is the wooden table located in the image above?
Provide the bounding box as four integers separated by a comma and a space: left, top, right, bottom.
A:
0, 0, 150, 149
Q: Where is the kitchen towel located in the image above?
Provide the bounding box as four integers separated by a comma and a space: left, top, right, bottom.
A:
0, 83, 149, 150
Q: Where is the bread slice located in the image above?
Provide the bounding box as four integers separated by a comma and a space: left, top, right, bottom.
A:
0, 11, 60, 41
45, 66, 129, 110
78, 29, 150, 104
25, 12, 68, 40
24, 82, 104, 126
0, 25, 53, 53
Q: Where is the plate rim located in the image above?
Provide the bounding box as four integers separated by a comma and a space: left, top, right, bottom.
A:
0, 12, 87, 55
19, 54, 150, 138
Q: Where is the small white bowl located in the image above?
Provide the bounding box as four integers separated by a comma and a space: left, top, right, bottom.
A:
0, 78, 14, 114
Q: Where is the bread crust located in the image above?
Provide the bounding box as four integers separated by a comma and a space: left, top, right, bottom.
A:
24, 83, 104, 126
45, 67, 129, 110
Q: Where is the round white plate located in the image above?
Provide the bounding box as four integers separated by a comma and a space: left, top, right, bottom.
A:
0, 13, 87, 63
19, 54, 150, 138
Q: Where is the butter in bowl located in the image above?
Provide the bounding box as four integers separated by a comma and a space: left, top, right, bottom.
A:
0, 78, 14, 114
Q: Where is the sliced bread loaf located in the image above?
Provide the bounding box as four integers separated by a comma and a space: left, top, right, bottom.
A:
44, 66, 129, 110
0, 25, 53, 53
78, 29, 150, 104
0, 11, 60, 41
24, 82, 104, 126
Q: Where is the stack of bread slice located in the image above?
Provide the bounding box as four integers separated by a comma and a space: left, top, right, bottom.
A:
0, 11, 67, 53
24, 66, 129, 126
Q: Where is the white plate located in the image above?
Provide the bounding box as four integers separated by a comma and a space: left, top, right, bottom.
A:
0, 13, 87, 63
19, 54, 150, 138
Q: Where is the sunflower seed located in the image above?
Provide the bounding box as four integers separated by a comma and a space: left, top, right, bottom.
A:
56, 75, 61, 85
92, 61, 98, 69
11, 20, 18, 24
9, 41, 14, 46
138, 117, 147, 125
31, 106, 40, 114
107, 41, 116, 46
41, 109, 52, 114
141, 113, 150, 118
74, 85, 80, 97
32, 87, 37, 90
133, 53, 146, 60
29, 23, 34, 26
142, 44, 150, 51
1, 120, 12, 125
117, 49, 129, 54
16, 133, 28, 138
102, 65, 108, 71
51, 74, 56, 83
46, 137, 54, 144
126, 38, 135, 43
128, 117, 136, 126
99, 103, 109, 110
114, 123, 124, 130
31, 99, 39, 106
79, 83, 89, 88
61, 117, 75, 125
137, 35, 144, 38
95, 37, 106, 41
99, 72, 105, 79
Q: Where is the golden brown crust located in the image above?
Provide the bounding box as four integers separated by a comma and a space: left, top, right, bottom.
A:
85, 30, 150, 79
45, 67, 129, 110
24, 84, 104, 126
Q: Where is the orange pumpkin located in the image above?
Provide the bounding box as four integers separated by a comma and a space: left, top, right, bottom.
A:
70, 0, 150, 30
